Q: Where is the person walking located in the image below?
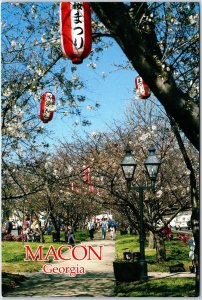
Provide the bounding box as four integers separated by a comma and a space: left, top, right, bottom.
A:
100, 218, 108, 240
189, 235, 195, 273
67, 226, 76, 244
17, 220, 23, 235
110, 225, 115, 240
87, 221, 95, 240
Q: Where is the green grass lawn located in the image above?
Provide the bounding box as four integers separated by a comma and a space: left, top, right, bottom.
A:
114, 232, 196, 297
2, 230, 196, 297
115, 232, 191, 272
114, 277, 195, 297
2, 229, 89, 273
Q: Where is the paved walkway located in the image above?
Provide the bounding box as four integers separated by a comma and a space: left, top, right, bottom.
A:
4, 233, 116, 297
149, 272, 195, 279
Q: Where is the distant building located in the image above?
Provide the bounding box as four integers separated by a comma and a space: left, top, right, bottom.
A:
175, 210, 191, 229
158, 210, 191, 230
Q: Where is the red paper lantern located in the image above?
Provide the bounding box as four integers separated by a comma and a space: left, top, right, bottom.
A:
83, 164, 90, 182
135, 76, 151, 99
60, 2, 92, 64
40, 91, 56, 123
83, 164, 95, 192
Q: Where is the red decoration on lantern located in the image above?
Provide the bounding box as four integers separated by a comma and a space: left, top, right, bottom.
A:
60, 2, 92, 64
40, 91, 56, 123
135, 76, 151, 99
83, 164, 90, 182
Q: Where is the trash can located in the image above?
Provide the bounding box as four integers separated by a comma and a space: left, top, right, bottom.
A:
113, 261, 140, 282
52, 231, 60, 242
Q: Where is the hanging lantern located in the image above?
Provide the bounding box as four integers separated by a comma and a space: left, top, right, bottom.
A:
83, 164, 90, 182
60, 2, 92, 64
83, 164, 95, 192
135, 76, 151, 99
40, 91, 56, 123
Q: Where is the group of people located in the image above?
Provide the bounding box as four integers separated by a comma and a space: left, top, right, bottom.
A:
63, 218, 116, 246
3, 218, 29, 236
2, 218, 42, 242
87, 218, 116, 241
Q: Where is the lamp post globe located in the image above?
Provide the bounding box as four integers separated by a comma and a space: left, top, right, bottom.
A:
120, 144, 137, 181
144, 145, 161, 184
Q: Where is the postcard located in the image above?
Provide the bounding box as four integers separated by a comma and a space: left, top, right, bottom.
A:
1, 1, 199, 298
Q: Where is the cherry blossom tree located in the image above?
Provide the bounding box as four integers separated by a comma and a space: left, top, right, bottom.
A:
125, 99, 199, 262
2, 2, 199, 294
55, 103, 197, 262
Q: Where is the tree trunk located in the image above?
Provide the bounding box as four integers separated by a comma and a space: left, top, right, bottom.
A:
38, 226, 44, 243
190, 172, 200, 296
154, 232, 166, 262
50, 213, 60, 233
148, 231, 156, 249
168, 115, 199, 296
47, 197, 61, 240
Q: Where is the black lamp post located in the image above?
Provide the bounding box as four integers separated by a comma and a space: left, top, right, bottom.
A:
120, 144, 161, 281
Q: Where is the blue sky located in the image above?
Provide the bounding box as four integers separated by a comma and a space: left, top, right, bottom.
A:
45, 40, 138, 143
